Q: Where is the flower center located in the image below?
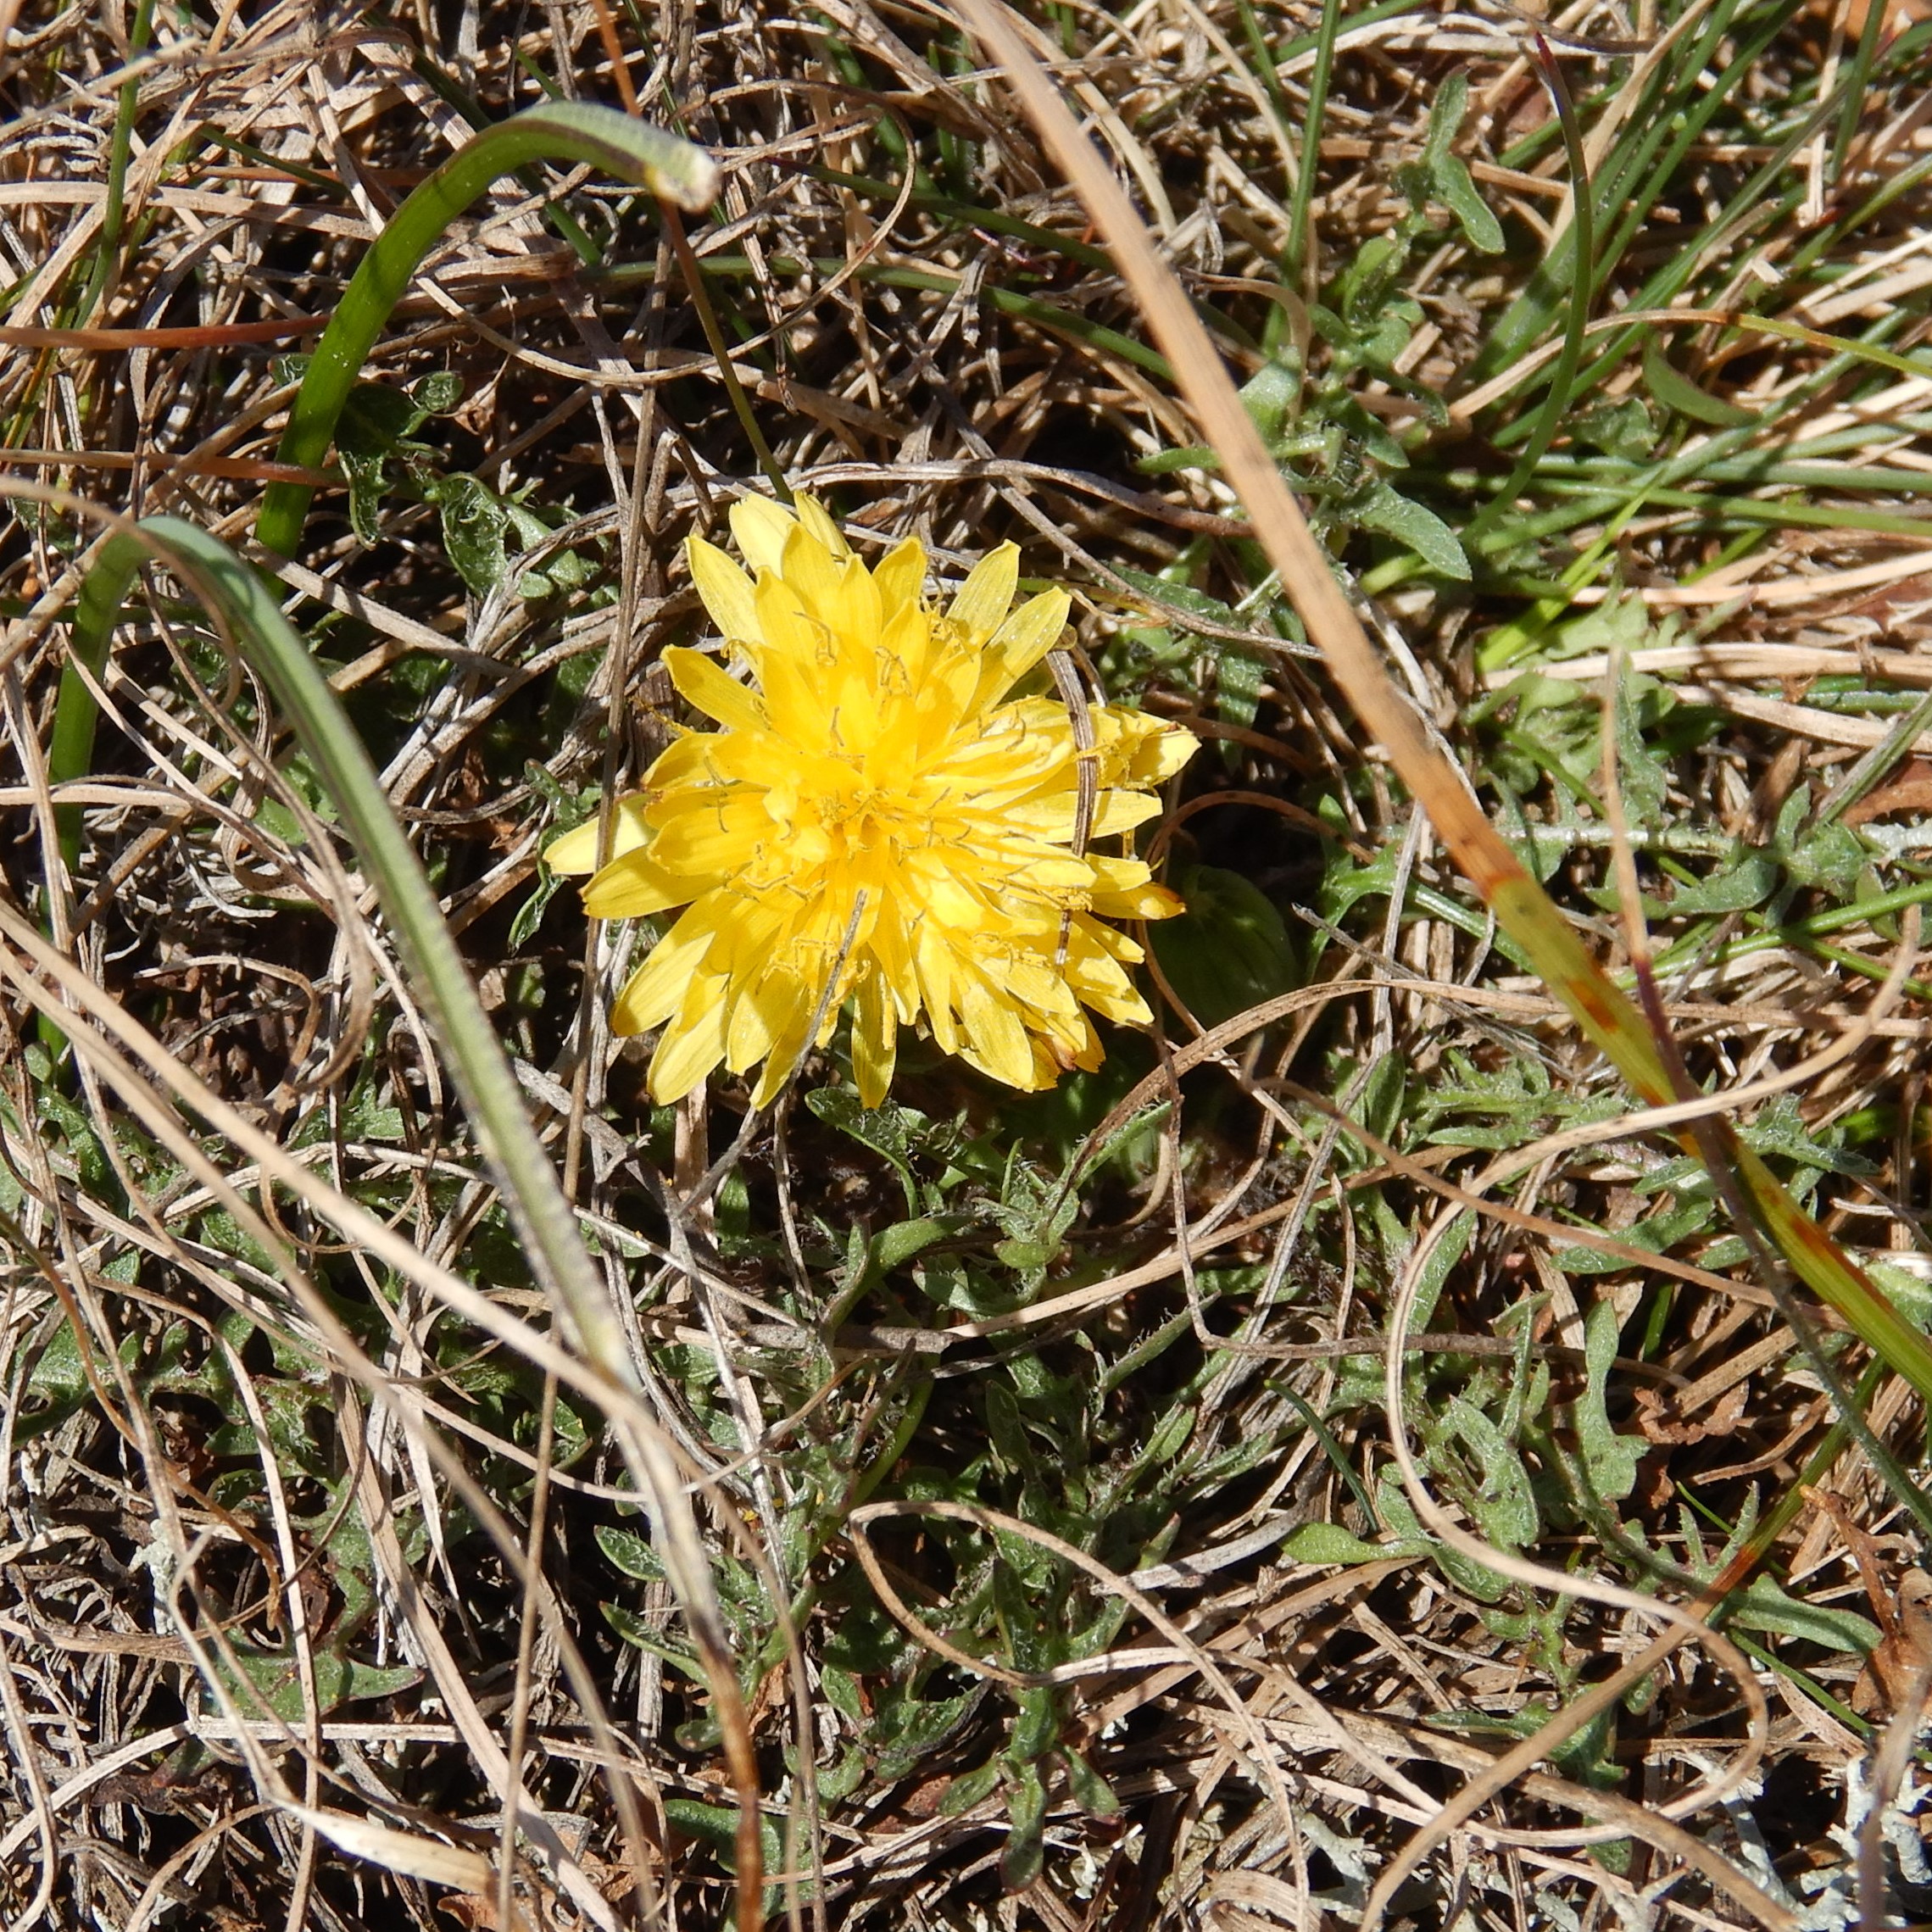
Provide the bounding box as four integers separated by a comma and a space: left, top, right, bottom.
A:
814, 780, 933, 858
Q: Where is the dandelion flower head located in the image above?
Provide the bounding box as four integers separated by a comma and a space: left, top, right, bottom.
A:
547, 494, 1196, 1109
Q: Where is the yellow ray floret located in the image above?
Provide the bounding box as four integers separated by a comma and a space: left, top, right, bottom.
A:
547, 494, 1197, 1109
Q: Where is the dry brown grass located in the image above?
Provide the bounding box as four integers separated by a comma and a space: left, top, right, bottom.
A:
3, 0, 1932, 1926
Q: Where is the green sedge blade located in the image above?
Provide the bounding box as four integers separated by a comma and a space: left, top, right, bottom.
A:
255, 103, 716, 558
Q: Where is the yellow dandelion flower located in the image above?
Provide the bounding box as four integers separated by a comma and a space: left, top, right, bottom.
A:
546, 494, 1196, 1110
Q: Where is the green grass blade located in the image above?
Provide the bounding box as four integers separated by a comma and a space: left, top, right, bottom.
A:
47, 549, 136, 878
405, 50, 603, 264
1282, 0, 1341, 293
1462, 43, 1591, 545
71, 0, 156, 324
254, 102, 718, 558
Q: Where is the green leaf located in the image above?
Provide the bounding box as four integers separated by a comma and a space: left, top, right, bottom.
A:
1358, 1047, 1407, 1144
1423, 77, 1504, 254
1407, 1209, 1473, 1335
1215, 638, 1268, 731
1429, 1699, 1620, 1790
1354, 480, 1470, 581
1642, 338, 1755, 427
597, 1523, 665, 1582
1433, 150, 1504, 253
26, 1318, 88, 1406
340, 1081, 404, 1143
600, 1601, 705, 1679
1609, 670, 1669, 825
1439, 1394, 1538, 1549
1001, 1760, 1047, 1891
16, 1318, 92, 1439
1061, 1745, 1120, 1818
341, 450, 390, 546
940, 1758, 1003, 1815
1741, 1094, 1875, 1180
1570, 395, 1656, 461
1011, 1684, 1059, 1761
662, 1799, 782, 1879
1556, 1189, 1713, 1274
1784, 821, 1868, 895
1149, 864, 1297, 1028
1725, 1575, 1881, 1654
821, 1664, 866, 1726
1110, 563, 1240, 631
873, 1217, 952, 1272
819, 1745, 867, 1805
1573, 1299, 1643, 1506
1867, 1258, 1932, 1334
333, 1653, 425, 1704
1281, 1522, 1395, 1566
1240, 359, 1299, 443
1141, 1401, 1194, 1467
336, 379, 434, 456
427, 474, 510, 597
1383, 1482, 1515, 1603
1590, 849, 1778, 919
1334, 237, 1407, 337
204, 1642, 415, 1723
984, 1380, 1037, 1480
872, 1690, 977, 1782
994, 1235, 1057, 1273
410, 369, 465, 415
507, 872, 567, 949
1135, 443, 1217, 476
806, 1086, 924, 1208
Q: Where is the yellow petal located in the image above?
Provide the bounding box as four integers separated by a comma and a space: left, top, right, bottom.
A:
852, 968, 897, 1109
879, 600, 932, 692
749, 991, 820, 1108
946, 542, 1018, 643
544, 795, 650, 875
792, 493, 851, 559
996, 789, 1161, 841
915, 927, 960, 1055
649, 981, 730, 1101
580, 848, 696, 918
960, 972, 1033, 1088
687, 537, 760, 643
913, 862, 984, 929
730, 495, 799, 576
972, 588, 1069, 712
612, 894, 729, 1032
644, 794, 769, 877
754, 570, 831, 670
782, 522, 883, 661
1088, 857, 1184, 921
1065, 1015, 1105, 1074
746, 630, 827, 747
872, 537, 927, 621
1003, 954, 1081, 1017
866, 900, 921, 1023
640, 733, 714, 793
725, 967, 799, 1072
1064, 923, 1152, 1022
664, 646, 768, 733
1101, 708, 1198, 785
